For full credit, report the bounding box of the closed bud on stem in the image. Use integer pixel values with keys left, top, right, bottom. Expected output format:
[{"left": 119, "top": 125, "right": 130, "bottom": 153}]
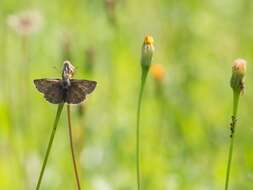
[
  {"left": 230, "top": 58, "right": 246, "bottom": 94},
  {"left": 141, "top": 35, "right": 154, "bottom": 70}
]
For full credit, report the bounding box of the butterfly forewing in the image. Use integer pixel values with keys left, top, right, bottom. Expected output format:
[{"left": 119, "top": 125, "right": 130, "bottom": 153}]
[
  {"left": 34, "top": 79, "right": 64, "bottom": 104},
  {"left": 34, "top": 79, "right": 60, "bottom": 93},
  {"left": 66, "top": 79, "right": 97, "bottom": 104}
]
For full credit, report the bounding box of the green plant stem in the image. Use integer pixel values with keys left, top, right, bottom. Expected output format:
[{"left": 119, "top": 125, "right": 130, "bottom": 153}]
[
  {"left": 225, "top": 91, "right": 240, "bottom": 190},
  {"left": 21, "top": 36, "right": 30, "bottom": 128},
  {"left": 136, "top": 68, "right": 148, "bottom": 190},
  {"left": 67, "top": 104, "right": 81, "bottom": 190},
  {"left": 36, "top": 103, "right": 64, "bottom": 190}
]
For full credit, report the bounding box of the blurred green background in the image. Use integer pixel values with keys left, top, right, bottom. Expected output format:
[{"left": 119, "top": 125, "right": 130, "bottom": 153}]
[{"left": 1, "top": 0, "right": 253, "bottom": 189}]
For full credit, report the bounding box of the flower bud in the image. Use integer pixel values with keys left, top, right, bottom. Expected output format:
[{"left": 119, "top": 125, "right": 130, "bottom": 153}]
[
  {"left": 230, "top": 58, "right": 246, "bottom": 94},
  {"left": 150, "top": 64, "right": 165, "bottom": 82},
  {"left": 141, "top": 35, "right": 154, "bottom": 69}
]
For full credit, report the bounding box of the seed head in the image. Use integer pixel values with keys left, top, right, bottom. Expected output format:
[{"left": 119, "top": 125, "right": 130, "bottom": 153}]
[{"left": 7, "top": 10, "right": 43, "bottom": 36}]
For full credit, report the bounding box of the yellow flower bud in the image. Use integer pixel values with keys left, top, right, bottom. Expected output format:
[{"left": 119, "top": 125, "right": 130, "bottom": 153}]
[
  {"left": 141, "top": 35, "right": 154, "bottom": 69},
  {"left": 144, "top": 35, "right": 154, "bottom": 45}
]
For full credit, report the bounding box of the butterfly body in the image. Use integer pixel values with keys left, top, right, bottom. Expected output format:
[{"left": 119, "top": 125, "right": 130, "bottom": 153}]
[
  {"left": 34, "top": 61, "right": 97, "bottom": 104},
  {"left": 62, "top": 79, "right": 70, "bottom": 102},
  {"left": 62, "top": 78, "right": 71, "bottom": 88}
]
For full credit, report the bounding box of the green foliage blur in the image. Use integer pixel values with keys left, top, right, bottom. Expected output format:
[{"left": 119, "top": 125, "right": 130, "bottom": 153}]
[{"left": 1, "top": 0, "right": 253, "bottom": 189}]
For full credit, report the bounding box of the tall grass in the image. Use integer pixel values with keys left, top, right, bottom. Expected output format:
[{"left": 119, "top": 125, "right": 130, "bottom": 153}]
[
  {"left": 67, "top": 104, "right": 82, "bottom": 190},
  {"left": 36, "top": 104, "right": 64, "bottom": 190}
]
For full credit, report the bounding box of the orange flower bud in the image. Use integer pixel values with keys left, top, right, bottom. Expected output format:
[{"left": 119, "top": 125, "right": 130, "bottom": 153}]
[{"left": 151, "top": 64, "right": 165, "bottom": 82}]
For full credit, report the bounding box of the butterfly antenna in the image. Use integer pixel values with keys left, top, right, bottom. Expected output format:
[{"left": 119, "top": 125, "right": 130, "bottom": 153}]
[
  {"left": 74, "top": 66, "right": 78, "bottom": 75},
  {"left": 52, "top": 66, "right": 61, "bottom": 73}
]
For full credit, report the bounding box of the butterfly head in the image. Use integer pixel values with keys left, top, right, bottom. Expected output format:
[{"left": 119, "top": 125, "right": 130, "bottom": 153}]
[{"left": 62, "top": 60, "right": 75, "bottom": 80}]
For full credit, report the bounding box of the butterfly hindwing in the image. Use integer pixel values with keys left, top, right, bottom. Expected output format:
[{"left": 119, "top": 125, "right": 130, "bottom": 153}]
[
  {"left": 34, "top": 79, "right": 64, "bottom": 104},
  {"left": 66, "top": 79, "right": 97, "bottom": 104},
  {"left": 70, "top": 79, "right": 97, "bottom": 94}
]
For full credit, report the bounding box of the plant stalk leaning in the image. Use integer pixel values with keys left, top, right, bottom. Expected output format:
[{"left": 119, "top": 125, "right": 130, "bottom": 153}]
[
  {"left": 136, "top": 35, "right": 154, "bottom": 190},
  {"left": 225, "top": 58, "right": 246, "bottom": 190},
  {"left": 36, "top": 103, "right": 64, "bottom": 190}
]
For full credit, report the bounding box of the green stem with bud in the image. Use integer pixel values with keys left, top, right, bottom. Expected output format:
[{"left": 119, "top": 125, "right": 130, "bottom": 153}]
[
  {"left": 36, "top": 103, "right": 64, "bottom": 190},
  {"left": 225, "top": 91, "right": 240, "bottom": 190},
  {"left": 136, "top": 67, "right": 149, "bottom": 190}
]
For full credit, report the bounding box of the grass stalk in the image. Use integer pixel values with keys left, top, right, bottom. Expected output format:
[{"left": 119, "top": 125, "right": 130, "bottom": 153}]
[
  {"left": 36, "top": 103, "right": 64, "bottom": 190},
  {"left": 67, "top": 104, "right": 82, "bottom": 190},
  {"left": 136, "top": 68, "right": 148, "bottom": 190},
  {"left": 21, "top": 36, "right": 30, "bottom": 128},
  {"left": 225, "top": 91, "right": 239, "bottom": 190}
]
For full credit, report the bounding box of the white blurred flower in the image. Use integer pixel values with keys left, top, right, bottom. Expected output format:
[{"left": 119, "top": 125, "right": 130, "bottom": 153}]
[
  {"left": 92, "top": 176, "right": 112, "bottom": 190},
  {"left": 80, "top": 145, "right": 104, "bottom": 170},
  {"left": 7, "top": 10, "right": 43, "bottom": 36},
  {"left": 43, "top": 166, "right": 61, "bottom": 188},
  {"left": 165, "top": 176, "right": 178, "bottom": 190},
  {"left": 24, "top": 153, "right": 40, "bottom": 189}
]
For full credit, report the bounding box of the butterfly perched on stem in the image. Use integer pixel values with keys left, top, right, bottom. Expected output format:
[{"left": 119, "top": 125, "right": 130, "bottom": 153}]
[{"left": 34, "top": 61, "right": 97, "bottom": 104}]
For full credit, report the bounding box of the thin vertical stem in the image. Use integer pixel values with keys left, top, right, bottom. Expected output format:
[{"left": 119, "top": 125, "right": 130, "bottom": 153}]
[
  {"left": 36, "top": 103, "right": 64, "bottom": 190},
  {"left": 136, "top": 69, "right": 148, "bottom": 190},
  {"left": 20, "top": 36, "right": 31, "bottom": 129},
  {"left": 67, "top": 104, "right": 81, "bottom": 190},
  {"left": 225, "top": 91, "right": 239, "bottom": 190},
  {"left": 225, "top": 134, "right": 235, "bottom": 190}
]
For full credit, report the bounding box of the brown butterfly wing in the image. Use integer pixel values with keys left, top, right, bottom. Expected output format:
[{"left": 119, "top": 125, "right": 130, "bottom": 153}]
[
  {"left": 66, "top": 79, "right": 97, "bottom": 104},
  {"left": 34, "top": 79, "right": 64, "bottom": 104}
]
